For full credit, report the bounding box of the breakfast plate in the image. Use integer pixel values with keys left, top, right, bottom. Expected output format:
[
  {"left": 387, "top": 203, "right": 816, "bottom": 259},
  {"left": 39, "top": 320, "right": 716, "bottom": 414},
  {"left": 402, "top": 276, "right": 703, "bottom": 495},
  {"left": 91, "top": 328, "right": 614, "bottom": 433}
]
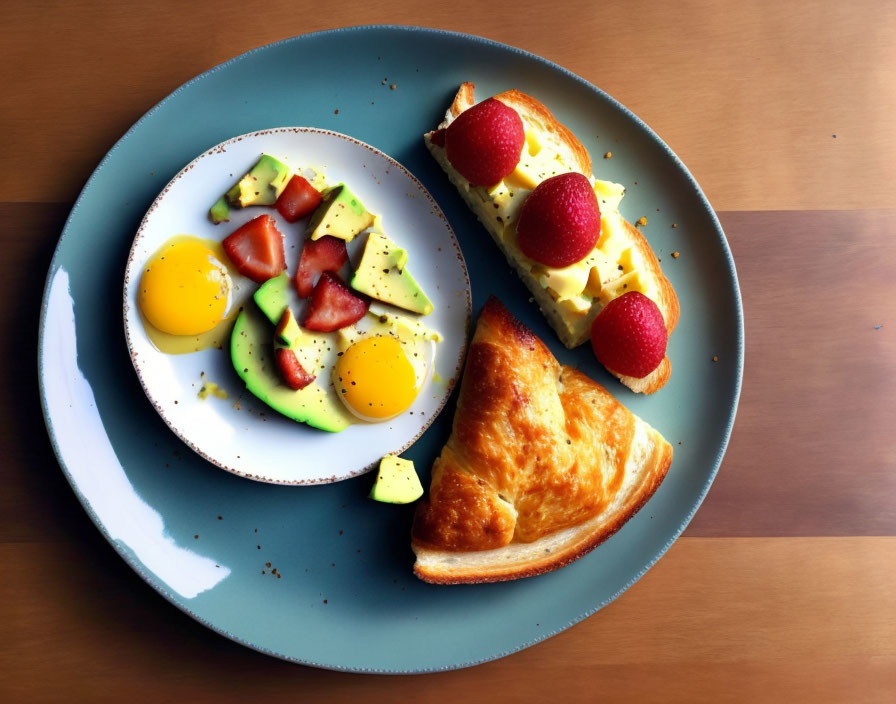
[
  {"left": 39, "top": 26, "right": 743, "bottom": 672},
  {"left": 123, "top": 128, "right": 470, "bottom": 484}
]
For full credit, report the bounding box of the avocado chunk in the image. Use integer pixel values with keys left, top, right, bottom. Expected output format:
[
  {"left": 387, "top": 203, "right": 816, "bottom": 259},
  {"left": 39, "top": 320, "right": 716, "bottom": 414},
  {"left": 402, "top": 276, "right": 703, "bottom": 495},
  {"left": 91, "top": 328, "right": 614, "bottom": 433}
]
[
  {"left": 306, "top": 183, "right": 375, "bottom": 242},
  {"left": 209, "top": 154, "right": 292, "bottom": 224},
  {"left": 253, "top": 273, "right": 291, "bottom": 324},
  {"left": 209, "top": 196, "right": 231, "bottom": 225},
  {"left": 230, "top": 306, "right": 352, "bottom": 432},
  {"left": 274, "top": 308, "right": 302, "bottom": 348},
  {"left": 351, "top": 232, "right": 433, "bottom": 315},
  {"left": 369, "top": 455, "right": 423, "bottom": 504}
]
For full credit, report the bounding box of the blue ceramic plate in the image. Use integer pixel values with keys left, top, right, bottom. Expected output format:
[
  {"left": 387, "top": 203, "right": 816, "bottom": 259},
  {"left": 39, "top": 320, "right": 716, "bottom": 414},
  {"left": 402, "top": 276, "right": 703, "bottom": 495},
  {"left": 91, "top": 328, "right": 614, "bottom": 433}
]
[{"left": 39, "top": 26, "right": 743, "bottom": 672}]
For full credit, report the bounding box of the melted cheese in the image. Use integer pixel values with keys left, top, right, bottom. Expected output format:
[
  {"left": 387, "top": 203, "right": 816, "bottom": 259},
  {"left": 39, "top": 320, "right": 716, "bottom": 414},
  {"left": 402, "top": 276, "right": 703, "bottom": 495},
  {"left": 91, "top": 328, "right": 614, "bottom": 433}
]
[{"left": 438, "top": 123, "right": 656, "bottom": 314}]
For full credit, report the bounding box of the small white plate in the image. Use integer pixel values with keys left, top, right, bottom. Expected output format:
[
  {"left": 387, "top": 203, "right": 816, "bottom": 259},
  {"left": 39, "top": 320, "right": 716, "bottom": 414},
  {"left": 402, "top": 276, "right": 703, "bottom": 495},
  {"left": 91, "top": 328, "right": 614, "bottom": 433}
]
[{"left": 123, "top": 128, "right": 471, "bottom": 484}]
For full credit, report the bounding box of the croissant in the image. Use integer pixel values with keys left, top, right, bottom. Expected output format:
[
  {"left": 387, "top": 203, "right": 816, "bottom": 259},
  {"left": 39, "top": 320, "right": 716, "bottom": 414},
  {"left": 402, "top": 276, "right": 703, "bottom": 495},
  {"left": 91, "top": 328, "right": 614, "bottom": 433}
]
[{"left": 411, "top": 298, "right": 672, "bottom": 583}]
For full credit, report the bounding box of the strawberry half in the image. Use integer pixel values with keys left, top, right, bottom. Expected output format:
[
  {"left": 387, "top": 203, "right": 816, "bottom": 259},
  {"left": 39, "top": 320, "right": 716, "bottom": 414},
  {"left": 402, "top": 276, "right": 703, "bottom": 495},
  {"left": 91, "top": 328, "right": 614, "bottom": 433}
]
[
  {"left": 302, "top": 272, "right": 369, "bottom": 332},
  {"left": 295, "top": 235, "right": 348, "bottom": 298},
  {"left": 274, "top": 347, "right": 315, "bottom": 390},
  {"left": 590, "top": 291, "right": 667, "bottom": 378},
  {"left": 516, "top": 172, "right": 601, "bottom": 268},
  {"left": 276, "top": 174, "right": 323, "bottom": 223},
  {"left": 222, "top": 214, "right": 286, "bottom": 283},
  {"left": 445, "top": 98, "right": 525, "bottom": 187},
  {"left": 429, "top": 128, "right": 446, "bottom": 147}
]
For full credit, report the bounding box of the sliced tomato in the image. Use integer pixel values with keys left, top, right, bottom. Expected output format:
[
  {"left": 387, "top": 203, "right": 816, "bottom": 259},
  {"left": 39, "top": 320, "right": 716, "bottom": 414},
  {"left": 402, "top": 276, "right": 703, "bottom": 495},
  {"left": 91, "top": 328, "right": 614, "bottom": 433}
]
[
  {"left": 295, "top": 235, "right": 348, "bottom": 298},
  {"left": 274, "top": 347, "right": 315, "bottom": 390},
  {"left": 222, "top": 214, "right": 286, "bottom": 283},
  {"left": 275, "top": 174, "right": 323, "bottom": 223},
  {"left": 302, "top": 273, "right": 369, "bottom": 332}
]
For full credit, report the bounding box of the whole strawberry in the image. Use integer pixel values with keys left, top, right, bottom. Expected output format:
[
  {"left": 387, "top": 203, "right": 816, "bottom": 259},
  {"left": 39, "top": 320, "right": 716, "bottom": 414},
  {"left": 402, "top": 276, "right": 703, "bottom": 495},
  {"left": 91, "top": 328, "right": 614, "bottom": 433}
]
[
  {"left": 516, "top": 172, "right": 601, "bottom": 268},
  {"left": 445, "top": 98, "right": 525, "bottom": 187},
  {"left": 590, "top": 291, "right": 667, "bottom": 378}
]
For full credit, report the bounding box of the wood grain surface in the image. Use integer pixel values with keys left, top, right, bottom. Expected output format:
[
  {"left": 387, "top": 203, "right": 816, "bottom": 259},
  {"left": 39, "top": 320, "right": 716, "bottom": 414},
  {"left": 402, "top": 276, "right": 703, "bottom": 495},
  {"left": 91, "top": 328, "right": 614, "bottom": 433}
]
[{"left": 3, "top": 0, "right": 895, "bottom": 701}]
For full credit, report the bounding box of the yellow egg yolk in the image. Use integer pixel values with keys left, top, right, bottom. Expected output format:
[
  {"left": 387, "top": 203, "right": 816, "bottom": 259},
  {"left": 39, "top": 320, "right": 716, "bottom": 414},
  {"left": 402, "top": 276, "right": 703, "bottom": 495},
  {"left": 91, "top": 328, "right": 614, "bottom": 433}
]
[
  {"left": 139, "top": 240, "right": 229, "bottom": 336},
  {"left": 333, "top": 336, "right": 419, "bottom": 421}
]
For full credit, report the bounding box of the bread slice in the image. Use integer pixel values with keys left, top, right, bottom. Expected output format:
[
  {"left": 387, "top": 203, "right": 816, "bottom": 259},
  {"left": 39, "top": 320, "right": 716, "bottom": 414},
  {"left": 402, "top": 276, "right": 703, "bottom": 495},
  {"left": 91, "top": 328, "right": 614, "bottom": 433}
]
[
  {"left": 425, "top": 83, "right": 680, "bottom": 394},
  {"left": 411, "top": 298, "right": 672, "bottom": 584}
]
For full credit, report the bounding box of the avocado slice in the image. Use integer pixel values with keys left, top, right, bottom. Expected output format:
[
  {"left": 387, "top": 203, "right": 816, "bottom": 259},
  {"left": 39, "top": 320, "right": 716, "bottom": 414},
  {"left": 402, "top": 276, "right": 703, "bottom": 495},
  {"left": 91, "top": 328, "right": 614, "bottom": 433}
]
[
  {"left": 306, "top": 184, "right": 375, "bottom": 242},
  {"left": 351, "top": 232, "right": 433, "bottom": 315},
  {"left": 209, "top": 154, "right": 292, "bottom": 224},
  {"left": 369, "top": 455, "right": 424, "bottom": 504},
  {"left": 230, "top": 306, "right": 352, "bottom": 433},
  {"left": 253, "top": 273, "right": 291, "bottom": 324}
]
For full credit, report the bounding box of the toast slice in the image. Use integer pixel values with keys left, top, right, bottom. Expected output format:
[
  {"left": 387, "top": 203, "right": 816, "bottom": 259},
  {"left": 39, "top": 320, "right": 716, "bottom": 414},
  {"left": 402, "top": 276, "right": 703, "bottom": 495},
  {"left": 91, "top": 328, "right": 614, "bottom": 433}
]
[
  {"left": 425, "top": 83, "right": 680, "bottom": 394},
  {"left": 411, "top": 298, "right": 672, "bottom": 584}
]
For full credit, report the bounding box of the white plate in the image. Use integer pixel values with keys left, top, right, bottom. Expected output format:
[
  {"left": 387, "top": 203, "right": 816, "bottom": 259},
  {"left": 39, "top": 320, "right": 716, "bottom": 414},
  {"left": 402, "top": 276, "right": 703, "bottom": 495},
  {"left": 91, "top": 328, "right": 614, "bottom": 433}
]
[{"left": 123, "top": 128, "right": 471, "bottom": 484}]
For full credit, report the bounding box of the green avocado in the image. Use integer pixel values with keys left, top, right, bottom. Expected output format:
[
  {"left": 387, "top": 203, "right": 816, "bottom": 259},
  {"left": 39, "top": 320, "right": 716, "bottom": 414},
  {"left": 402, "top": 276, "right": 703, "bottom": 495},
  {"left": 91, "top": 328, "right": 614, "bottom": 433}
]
[
  {"left": 274, "top": 308, "right": 302, "bottom": 348},
  {"left": 209, "top": 196, "right": 231, "bottom": 225},
  {"left": 209, "top": 154, "right": 292, "bottom": 224},
  {"left": 350, "top": 232, "right": 433, "bottom": 315},
  {"left": 306, "top": 183, "right": 375, "bottom": 242},
  {"left": 253, "top": 273, "right": 291, "bottom": 324},
  {"left": 230, "top": 306, "right": 352, "bottom": 433},
  {"left": 369, "top": 455, "right": 424, "bottom": 504}
]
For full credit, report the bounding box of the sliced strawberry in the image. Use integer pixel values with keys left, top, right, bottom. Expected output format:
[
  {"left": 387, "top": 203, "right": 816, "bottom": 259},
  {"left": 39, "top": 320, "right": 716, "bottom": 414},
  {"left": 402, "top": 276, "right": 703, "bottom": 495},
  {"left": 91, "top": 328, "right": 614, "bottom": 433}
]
[
  {"left": 516, "top": 172, "right": 601, "bottom": 268},
  {"left": 590, "top": 291, "right": 667, "bottom": 378},
  {"left": 302, "top": 273, "right": 369, "bottom": 332},
  {"left": 429, "top": 128, "right": 446, "bottom": 147},
  {"left": 445, "top": 98, "right": 525, "bottom": 187},
  {"left": 275, "top": 174, "right": 323, "bottom": 223},
  {"left": 274, "top": 347, "right": 315, "bottom": 390},
  {"left": 295, "top": 235, "right": 348, "bottom": 298},
  {"left": 222, "top": 214, "right": 286, "bottom": 283}
]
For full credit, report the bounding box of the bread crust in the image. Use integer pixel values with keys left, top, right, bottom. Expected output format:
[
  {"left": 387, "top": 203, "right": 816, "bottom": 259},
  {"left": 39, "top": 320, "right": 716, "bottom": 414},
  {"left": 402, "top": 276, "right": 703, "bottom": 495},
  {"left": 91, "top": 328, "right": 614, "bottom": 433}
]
[
  {"left": 427, "top": 83, "right": 680, "bottom": 394},
  {"left": 410, "top": 298, "right": 673, "bottom": 584}
]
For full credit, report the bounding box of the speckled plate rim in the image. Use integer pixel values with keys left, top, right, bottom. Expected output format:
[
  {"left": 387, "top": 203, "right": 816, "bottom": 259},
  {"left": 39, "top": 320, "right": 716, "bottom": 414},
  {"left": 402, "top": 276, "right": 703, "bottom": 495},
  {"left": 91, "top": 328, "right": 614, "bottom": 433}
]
[
  {"left": 38, "top": 25, "right": 744, "bottom": 673},
  {"left": 121, "top": 126, "right": 471, "bottom": 485}
]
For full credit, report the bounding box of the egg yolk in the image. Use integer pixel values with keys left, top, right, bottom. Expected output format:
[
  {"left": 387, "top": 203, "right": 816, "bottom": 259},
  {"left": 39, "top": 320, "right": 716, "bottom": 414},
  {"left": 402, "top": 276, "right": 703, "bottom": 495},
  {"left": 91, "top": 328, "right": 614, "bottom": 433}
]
[
  {"left": 333, "top": 336, "right": 419, "bottom": 421},
  {"left": 139, "top": 240, "right": 229, "bottom": 336}
]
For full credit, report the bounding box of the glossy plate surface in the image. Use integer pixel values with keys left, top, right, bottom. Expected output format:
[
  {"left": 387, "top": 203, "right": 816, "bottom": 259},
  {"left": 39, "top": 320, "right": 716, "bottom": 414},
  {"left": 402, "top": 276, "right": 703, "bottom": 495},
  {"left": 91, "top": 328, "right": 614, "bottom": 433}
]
[
  {"left": 39, "top": 26, "right": 743, "bottom": 672},
  {"left": 123, "top": 128, "right": 470, "bottom": 484}
]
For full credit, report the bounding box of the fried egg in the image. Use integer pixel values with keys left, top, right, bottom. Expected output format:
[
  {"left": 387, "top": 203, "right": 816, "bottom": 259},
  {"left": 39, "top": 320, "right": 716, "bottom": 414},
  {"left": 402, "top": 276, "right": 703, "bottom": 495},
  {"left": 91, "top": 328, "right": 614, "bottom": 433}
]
[
  {"left": 331, "top": 308, "right": 434, "bottom": 422},
  {"left": 139, "top": 236, "right": 231, "bottom": 335}
]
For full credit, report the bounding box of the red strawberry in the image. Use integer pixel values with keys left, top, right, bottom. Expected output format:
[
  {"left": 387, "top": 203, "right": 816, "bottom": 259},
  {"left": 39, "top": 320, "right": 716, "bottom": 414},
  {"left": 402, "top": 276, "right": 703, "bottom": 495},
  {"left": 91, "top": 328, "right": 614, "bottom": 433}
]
[
  {"left": 590, "top": 292, "right": 667, "bottom": 378},
  {"left": 295, "top": 235, "right": 348, "bottom": 298},
  {"left": 276, "top": 174, "right": 323, "bottom": 223},
  {"left": 274, "top": 347, "right": 315, "bottom": 390},
  {"left": 429, "top": 128, "right": 446, "bottom": 147},
  {"left": 516, "top": 172, "right": 601, "bottom": 268},
  {"left": 302, "top": 273, "right": 369, "bottom": 332},
  {"left": 222, "top": 214, "right": 286, "bottom": 283},
  {"left": 445, "top": 98, "right": 525, "bottom": 187}
]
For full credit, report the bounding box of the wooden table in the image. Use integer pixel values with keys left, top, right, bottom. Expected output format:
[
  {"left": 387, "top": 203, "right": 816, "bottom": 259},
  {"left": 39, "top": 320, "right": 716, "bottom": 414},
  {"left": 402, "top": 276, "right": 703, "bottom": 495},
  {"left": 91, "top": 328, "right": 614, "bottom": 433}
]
[{"left": 4, "top": 1, "right": 895, "bottom": 701}]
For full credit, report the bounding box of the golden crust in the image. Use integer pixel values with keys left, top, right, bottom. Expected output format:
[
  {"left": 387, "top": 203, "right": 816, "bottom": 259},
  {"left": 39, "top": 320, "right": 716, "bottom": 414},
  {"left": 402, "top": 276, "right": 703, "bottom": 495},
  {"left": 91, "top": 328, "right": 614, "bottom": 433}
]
[
  {"left": 410, "top": 298, "right": 673, "bottom": 584},
  {"left": 620, "top": 218, "right": 680, "bottom": 336},
  {"left": 426, "top": 83, "right": 680, "bottom": 394},
  {"left": 493, "top": 89, "right": 592, "bottom": 175},
  {"left": 446, "top": 81, "right": 475, "bottom": 119}
]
